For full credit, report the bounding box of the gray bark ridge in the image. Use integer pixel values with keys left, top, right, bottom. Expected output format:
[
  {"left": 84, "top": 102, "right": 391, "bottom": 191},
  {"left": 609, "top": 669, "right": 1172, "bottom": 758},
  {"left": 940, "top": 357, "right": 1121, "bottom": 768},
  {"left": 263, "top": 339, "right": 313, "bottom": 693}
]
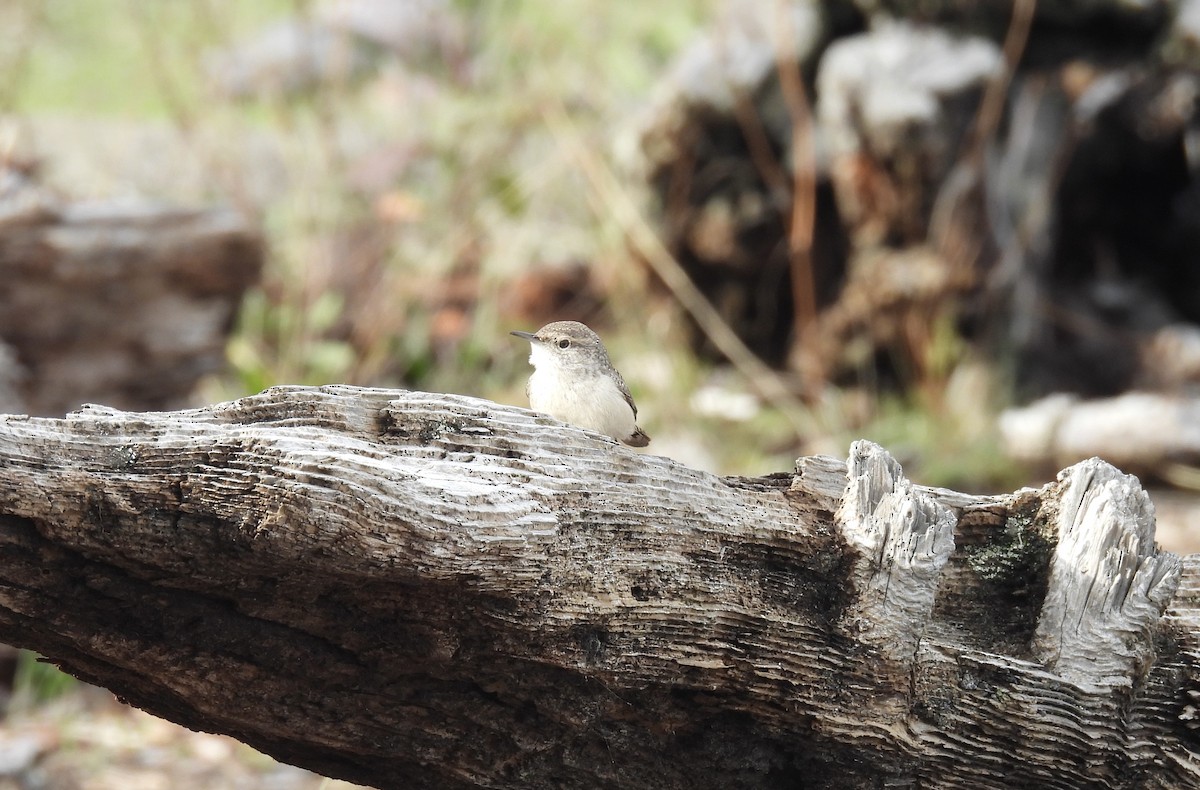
[{"left": 0, "top": 385, "right": 1197, "bottom": 789}]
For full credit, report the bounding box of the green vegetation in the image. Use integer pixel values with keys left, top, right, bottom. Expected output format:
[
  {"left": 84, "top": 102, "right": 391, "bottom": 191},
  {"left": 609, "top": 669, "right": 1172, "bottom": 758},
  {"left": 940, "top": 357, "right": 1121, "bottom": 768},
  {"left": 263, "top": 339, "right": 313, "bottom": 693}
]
[
  {"left": 12, "top": 650, "right": 76, "bottom": 707},
  {"left": 8, "top": 0, "right": 294, "bottom": 115},
  {"left": 966, "top": 501, "right": 1056, "bottom": 589}
]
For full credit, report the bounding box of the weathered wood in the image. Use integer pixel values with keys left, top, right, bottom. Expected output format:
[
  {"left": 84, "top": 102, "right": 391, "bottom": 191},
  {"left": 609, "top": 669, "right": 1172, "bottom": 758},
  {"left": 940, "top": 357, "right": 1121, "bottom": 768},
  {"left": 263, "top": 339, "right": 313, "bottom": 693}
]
[
  {"left": 0, "top": 341, "right": 25, "bottom": 415},
  {"left": 0, "top": 385, "right": 1197, "bottom": 788},
  {"left": 1000, "top": 392, "right": 1200, "bottom": 475},
  {"left": 637, "top": 2, "right": 1200, "bottom": 401},
  {"left": 0, "top": 187, "right": 262, "bottom": 416}
]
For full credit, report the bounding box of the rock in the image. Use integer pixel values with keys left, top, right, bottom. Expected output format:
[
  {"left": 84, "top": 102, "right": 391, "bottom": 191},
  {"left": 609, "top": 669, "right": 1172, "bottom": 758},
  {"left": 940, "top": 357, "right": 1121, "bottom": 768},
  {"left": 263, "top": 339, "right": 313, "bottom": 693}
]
[
  {"left": 205, "top": 20, "right": 379, "bottom": 100},
  {"left": 205, "top": 0, "right": 469, "bottom": 100}
]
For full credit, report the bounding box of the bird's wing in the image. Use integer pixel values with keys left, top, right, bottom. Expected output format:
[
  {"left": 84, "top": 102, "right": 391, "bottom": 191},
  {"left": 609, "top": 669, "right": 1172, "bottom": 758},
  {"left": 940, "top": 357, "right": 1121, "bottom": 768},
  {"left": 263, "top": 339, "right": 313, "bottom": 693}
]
[{"left": 614, "top": 370, "right": 638, "bottom": 419}]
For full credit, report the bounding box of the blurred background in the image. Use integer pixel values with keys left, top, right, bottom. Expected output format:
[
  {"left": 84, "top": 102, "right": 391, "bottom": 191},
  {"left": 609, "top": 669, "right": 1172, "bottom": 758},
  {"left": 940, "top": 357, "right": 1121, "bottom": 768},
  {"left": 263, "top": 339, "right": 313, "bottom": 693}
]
[{"left": 1, "top": 0, "right": 1200, "bottom": 786}]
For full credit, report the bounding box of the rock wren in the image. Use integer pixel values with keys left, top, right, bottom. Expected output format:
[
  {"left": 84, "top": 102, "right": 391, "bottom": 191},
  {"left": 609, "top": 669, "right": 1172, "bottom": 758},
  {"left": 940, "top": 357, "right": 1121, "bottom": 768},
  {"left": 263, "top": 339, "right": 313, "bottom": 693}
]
[{"left": 511, "top": 321, "right": 650, "bottom": 447}]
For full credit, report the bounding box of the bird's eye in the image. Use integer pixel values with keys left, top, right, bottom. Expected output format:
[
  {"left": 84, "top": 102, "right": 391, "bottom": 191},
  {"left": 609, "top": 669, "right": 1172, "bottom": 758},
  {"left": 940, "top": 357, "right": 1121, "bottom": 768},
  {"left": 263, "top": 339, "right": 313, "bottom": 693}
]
[{"left": 557, "top": 338, "right": 571, "bottom": 349}]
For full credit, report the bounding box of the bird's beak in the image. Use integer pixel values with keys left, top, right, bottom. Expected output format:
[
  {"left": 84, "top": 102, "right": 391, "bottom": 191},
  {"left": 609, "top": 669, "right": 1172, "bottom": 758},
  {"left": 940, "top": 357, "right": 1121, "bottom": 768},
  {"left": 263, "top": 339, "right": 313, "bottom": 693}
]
[{"left": 510, "top": 330, "right": 538, "bottom": 342}]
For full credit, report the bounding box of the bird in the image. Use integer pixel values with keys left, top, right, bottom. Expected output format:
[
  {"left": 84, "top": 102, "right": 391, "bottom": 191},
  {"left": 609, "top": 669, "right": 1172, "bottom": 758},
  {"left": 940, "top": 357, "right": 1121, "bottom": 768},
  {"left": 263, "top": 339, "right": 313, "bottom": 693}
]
[{"left": 510, "top": 321, "right": 650, "bottom": 447}]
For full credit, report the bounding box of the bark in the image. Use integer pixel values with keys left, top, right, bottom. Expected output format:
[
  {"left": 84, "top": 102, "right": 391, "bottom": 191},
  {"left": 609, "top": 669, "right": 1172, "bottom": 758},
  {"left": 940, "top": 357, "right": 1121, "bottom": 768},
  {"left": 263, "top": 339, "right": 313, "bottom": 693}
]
[{"left": 0, "top": 385, "right": 1197, "bottom": 789}]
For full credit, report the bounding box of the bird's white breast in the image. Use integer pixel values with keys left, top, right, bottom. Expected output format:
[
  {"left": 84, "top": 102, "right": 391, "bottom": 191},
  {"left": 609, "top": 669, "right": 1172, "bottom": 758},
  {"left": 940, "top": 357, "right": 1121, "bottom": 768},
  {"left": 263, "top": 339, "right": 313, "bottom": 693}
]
[{"left": 526, "top": 347, "right": 637, "bottom": 441}]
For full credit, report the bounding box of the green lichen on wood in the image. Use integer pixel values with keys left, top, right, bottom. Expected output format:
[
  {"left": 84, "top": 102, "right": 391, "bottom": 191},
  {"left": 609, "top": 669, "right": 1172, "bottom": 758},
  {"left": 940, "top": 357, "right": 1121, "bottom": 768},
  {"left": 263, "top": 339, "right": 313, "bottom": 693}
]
[{"left": 965, "top": 498, "right": 1056, "bottom": 593}]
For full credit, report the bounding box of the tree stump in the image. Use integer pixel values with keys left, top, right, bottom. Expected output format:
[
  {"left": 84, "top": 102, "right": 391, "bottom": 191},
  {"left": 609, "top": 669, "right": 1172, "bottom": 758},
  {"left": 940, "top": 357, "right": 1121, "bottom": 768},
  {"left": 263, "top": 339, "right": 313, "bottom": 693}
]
[{"left": 0, "top": 386, "right": 1196, "bottom": 788}]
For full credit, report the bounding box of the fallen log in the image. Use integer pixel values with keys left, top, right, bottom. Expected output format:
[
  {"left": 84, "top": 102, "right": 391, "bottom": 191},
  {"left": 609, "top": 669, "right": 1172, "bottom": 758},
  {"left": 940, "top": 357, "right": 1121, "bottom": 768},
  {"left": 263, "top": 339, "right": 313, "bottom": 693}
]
[
  {"left": 1000, "top": 391, "right": 1200, "bottom": 477},
  {"left": 0, "top": 385, "right": 1195, "bottom": 788},
  {"left": 0, "top": 181, "right": 262, "bottom": 416}
]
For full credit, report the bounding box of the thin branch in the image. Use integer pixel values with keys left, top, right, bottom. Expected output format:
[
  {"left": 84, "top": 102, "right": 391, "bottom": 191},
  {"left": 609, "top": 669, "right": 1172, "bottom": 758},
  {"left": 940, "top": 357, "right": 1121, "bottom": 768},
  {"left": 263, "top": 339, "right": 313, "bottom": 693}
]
[
  {"left": 0, "top": 0, "right": 45, "bottom": 115},
  {"left": 730, "top": 91, "right": 790, "bottom": 205},
  {"left": 929, "top": 0, "right": 1037, "bottom": 253},
  {"left": 966, "top": 0, "right": 1038, "bottom": 168},
  {"left": 772, "top": 0, "right": 821, "bottom": 387},
  {"left": 126, "top": 0, "right": 259, "bottom": 218}
]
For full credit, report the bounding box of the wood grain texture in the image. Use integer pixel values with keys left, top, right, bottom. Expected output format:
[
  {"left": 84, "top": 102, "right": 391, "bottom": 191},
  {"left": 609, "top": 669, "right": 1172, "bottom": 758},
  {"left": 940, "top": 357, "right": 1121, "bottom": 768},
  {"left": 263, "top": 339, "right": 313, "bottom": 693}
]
[{"left": 0, "top": 385, "right": 1196, "bottom": 789}]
